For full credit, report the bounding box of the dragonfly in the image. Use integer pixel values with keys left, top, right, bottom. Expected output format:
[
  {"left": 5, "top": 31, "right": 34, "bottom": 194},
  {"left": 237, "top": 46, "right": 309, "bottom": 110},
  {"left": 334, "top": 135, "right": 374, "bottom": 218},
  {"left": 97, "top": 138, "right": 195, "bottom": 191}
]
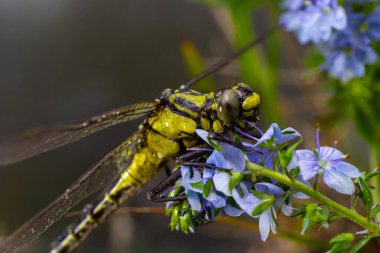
[{"left": 0, "top": 27, "right": 276, "bottom": 253}]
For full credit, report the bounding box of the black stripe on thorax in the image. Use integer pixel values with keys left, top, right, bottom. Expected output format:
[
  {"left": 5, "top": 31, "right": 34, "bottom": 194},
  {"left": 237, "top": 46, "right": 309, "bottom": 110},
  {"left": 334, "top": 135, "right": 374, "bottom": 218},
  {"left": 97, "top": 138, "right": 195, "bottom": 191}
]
[{"left": 171, "top": 96, "right": 200, "bottom": 112}]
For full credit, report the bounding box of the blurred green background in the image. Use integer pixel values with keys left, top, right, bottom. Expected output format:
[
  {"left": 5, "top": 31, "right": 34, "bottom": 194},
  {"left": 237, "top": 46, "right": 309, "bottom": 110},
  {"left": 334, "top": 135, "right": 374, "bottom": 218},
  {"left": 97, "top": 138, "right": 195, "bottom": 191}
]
[{"left": 0, "top": 1, "right": 375, "bottom": 253}]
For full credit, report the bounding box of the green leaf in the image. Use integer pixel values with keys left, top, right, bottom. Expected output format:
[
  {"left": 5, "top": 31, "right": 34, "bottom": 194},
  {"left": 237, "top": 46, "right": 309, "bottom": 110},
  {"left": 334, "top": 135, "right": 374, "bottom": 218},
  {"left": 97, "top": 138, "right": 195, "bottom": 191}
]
[
  {"left": 251, "top": 199, "right": 274, "bottom": 216},
  {"left": 169, "top": 206, "right": 180, "bottom": 231},
  {"left": 190, "top": 181, "right": 204, "bottom": 191},
  {"left": 330, "top": 233, "right": 355, "bottom": 244},
  {"left": 358, "top": 177, "right": 373, "bottom": 211},
  {"left": 301, "top": 204, "right": 318, "bottom": 234},
  {"left": 207, "top": 137, "right": 222, "bottom": 151},
  {"left": 349, "top": 236, "right": 372, "bottom": 253},
  {"left": 328, "top": 233, "right": 355, "bottom": 253},
  {"left": 179, "top": 212, "right": 192, "bottom": 233},
  {"left": 270, "top": 207, "right": 279, "bottom": 228},
  {"left": 369, "top": 204, "right": 380, "bottom": 219},
  {"left": 364, "top": 169, "right": 379, "bottom": 182},
  {"left": 250, "top": 189, "right": 273, "bottom": 200},
  {"left": 203, "top": 180, "right": 213, "bottom": 198},
  {"left": 289, "top": 166, "right": 300, "bottom": 180}
]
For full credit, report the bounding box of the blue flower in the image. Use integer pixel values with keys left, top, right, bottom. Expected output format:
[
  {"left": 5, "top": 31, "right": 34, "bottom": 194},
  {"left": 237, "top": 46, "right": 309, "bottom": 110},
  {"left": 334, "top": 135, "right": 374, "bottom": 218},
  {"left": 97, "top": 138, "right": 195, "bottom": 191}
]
[
  {"left": 288, "top": 129, "right": 361, "bottom": 195},
  {"left": 280, "top": 0, "right": 347, "bottom": 44},
  {"left": 254, "top": 123, "right": 301, "bottom": 148},
  {"left": 179, "top": 130, "right": 249, "bottom": 217},
  {"left": 179, "top": 166, "right": 203, "bottom": 211},
  {"left": 245, "top": 142, "right": 276, "bottom": 170},
  {"left": 319, "top": 8, "right": 380, "bottom": 82},
  {"left": 232, "top": 182, "right": 280, "bottom": 241}
]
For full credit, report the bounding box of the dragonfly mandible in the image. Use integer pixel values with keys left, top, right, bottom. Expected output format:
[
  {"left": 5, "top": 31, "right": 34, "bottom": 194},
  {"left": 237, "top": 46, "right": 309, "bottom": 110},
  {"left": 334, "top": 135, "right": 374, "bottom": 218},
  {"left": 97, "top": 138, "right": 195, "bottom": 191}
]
[{"left": 0, "top": 28, "right": 276, "bottom": 253}]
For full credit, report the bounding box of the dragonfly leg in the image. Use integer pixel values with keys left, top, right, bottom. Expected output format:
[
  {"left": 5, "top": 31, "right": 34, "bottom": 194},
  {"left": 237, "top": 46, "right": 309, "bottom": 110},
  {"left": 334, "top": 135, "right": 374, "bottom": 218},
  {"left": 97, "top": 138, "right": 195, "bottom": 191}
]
[
  {"left": 147, "top": 169, "right": 186, "bottom": 202},
  {"left": 147, "top": 147, "right": 211, "bottom": 203}
]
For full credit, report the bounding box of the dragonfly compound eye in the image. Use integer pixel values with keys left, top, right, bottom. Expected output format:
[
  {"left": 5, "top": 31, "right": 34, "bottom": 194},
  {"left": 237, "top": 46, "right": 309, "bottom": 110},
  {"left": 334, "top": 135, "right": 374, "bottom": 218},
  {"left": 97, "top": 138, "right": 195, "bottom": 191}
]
[{"left": 217, "top": 89, "right": 240, "bottom": 124}]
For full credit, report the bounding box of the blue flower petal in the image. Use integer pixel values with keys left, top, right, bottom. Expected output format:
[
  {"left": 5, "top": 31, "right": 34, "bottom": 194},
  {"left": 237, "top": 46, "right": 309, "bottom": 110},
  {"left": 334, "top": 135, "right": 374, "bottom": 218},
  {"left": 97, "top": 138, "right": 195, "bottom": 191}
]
[
  {"left": 195, "top": 129, "right": 212, "bottom": 145},
  {"left": 330, "top": 6, "right": 347, "bottom": 30},
  {"left": 254, "top": 123, "right": 277, "bottom": 146},
  {"left": 323, "top": 168, "right": 355, "bottom": 195},
  {"left": 295, "top": 150, "right": 320, "bottom": 180},
  {"left": 277, "top": 127, "right": 301, "bottom": 143},
  {"left": 207, "top": 151, "right": 228, "bottom": 168},
  {"left": 318, "top": 146, "right": 343, "bottom": 161},
  {"left": 280, "top": 199, "right": 293, "bottom": 217},
  {"left": 223, "top": 203, "right": 244, "bottom": 217},
  {"left": 334, "top": 162, "right": 361, "bottom": 178},
  {"left": 259, "top": 209, "right": 277, "bottom": 241},
  {"left": 287, "top": 153, "right": 298, "bottom": 171},
  {"left": 232, "top": 184, "right": 260, "bottom": 215},
  {"left": 213, "top": 170, "right": 232, "bottom": 196},
  {"left": 186, "top": 190, "right": 202, "bottom": 211},
  {"left": 206, "top": 191, "right": 226, "bottom": 208},
  {"left": 255, "top": 182, "right": 283, "bottom": 196},
  {"left": 220, "top": 143, "right": 246, "bottom": 172},
  {"left": 203, "top": 167, "right": 215, "bottom": 179}
]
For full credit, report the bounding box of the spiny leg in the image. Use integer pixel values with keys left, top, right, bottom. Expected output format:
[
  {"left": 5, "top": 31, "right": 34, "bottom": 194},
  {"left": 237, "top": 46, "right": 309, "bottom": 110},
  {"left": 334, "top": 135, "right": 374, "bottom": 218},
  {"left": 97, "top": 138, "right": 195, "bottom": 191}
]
[{"left": 147, "top": 148, "right": 211, "bottom": 203}]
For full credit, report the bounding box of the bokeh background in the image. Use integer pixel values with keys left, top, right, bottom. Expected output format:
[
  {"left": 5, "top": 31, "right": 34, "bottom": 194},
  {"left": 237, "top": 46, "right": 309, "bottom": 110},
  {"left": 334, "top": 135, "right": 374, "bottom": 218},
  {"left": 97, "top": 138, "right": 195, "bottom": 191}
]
[{"left": 0, "top": 1, "right": 375, "bottom": 253}]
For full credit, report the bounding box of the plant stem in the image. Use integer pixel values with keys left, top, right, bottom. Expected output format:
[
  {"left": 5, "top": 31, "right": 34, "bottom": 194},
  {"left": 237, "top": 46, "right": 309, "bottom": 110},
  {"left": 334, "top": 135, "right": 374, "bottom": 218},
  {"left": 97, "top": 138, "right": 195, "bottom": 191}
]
[
  {"left": 369, "top": 147, "right": 379, "bottom": 220},
  {"left": 247, "top": 162, "right": 380, "bottom": 236}
]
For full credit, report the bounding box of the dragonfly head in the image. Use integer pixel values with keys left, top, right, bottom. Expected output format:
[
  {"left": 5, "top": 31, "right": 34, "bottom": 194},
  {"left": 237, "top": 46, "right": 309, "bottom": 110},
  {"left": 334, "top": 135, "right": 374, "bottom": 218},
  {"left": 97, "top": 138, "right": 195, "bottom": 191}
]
[{"left": 213, "top": 83, "right": 260, "bottom": 130}]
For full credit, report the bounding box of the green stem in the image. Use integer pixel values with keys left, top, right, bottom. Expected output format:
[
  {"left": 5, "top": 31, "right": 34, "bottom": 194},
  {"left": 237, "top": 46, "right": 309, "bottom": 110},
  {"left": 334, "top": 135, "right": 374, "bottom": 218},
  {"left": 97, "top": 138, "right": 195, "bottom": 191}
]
[
  {"left": 369, "top": 147, "right": 380, "bottom": 220},
  {"left": 246, "top": 162, "right": 380, "bottom": 236}
]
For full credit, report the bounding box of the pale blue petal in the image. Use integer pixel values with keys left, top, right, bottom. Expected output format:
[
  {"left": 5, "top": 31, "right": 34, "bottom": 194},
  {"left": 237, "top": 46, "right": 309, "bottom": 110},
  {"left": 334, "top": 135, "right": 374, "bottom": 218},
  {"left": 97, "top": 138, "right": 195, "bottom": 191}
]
[
  {"left": 318, "top": 146, "right": 344, "bottom": 161},
  {"left": 293, "top": 191, "right": 309, "bottom": 199},
  {"left": 277, "top": 127, "right": 301, "bottom": 143},
  {"left": 232, "top": 186, "right": 260, "bottom": 215},
  {"left": 254, "top": 123, "right": 277, "bottom": 146},
  {"left": 287, "top": 153, "right": 298, "bottom": 171},
  {"left": 259, "top": 209, "right": 276, "bottom": 241},
  {"left": 255, "top": 182, "right": 283, "bottom": 196},
  {"left": 186, "top": 190, "right": 202, "bottom": 211},
  {"left": 281, "top": 199, "right": 293, "bottom": 216},
  {"left": 195, "top": 129, "right": 212, "bottom": 145},
  {"left": 292, "top": 176, "right": 310, "bottom": 199},
  {"left": 334, "top": 162, "right": 361, "bottom": 178},
  {"left": 206, "top": 191, "right": 226, "bottom": 208},
  {"left": 220, "top": 143, "right": 246, "bottom": 172},
  {"left": 207, "top": 151, "right": 228, "bottom": 168},
  {"left": 323, "top": 168, "right": 355, "bottom": 195},
  {"left": 295, "top": 150, "right": 320, "bottom": 180},
  {"left": 213, "top": 171, "right": 232, "bottom": 196},
  {"left": 330, "top": 6, "right": 347, "bottom": 30},
  {"left": 203, "top": 167, "right": 215, "bottom": 179},
  {"left": 223, "top": 203, "right": 244, "bottom": 217}
]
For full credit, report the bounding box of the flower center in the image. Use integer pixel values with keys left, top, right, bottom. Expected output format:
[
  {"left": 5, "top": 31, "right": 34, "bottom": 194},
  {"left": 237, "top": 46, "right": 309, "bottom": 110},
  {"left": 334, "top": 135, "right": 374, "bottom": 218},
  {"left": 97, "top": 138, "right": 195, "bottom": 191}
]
[{"left": 318, "top": 159, "right": 330, "bottom": 169}]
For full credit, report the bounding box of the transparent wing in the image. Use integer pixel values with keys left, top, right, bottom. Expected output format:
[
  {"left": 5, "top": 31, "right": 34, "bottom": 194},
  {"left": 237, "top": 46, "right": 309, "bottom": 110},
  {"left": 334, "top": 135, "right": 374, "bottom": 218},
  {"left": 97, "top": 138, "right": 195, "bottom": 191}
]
[
  {"left": 0, "top": 134, "right": 140, "bottom": 253},
  {"left": 0, "top": 101, "right": 156, "bottom": 166}
]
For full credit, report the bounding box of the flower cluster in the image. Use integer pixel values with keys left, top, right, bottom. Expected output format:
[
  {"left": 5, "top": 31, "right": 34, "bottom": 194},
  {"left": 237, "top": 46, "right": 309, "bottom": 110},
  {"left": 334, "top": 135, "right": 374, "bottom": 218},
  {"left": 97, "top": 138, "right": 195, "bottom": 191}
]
[
  {"left": 280, "top": 0, "right": 380, "bottom": 82},
  {"left": 164, "top": 124, "right": 362, "bottom": 242}
]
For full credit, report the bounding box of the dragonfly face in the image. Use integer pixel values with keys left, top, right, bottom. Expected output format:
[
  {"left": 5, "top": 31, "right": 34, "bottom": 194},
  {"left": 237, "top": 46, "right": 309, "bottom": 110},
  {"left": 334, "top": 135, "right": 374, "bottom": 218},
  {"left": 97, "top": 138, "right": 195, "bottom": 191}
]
[{"left": 208, "top": 83, "right": 260, "bottom": 133}]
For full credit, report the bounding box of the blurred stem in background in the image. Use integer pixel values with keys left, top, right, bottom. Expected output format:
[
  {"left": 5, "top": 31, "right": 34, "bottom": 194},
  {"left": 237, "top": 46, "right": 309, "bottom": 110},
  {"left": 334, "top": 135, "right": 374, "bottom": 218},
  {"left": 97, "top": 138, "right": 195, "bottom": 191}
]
[
  {"left": 227, "top": 3, "right": 281, "bottom": 125},
  {"left": 182, "top": 0, "right": 281, "bottom": 124}
]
